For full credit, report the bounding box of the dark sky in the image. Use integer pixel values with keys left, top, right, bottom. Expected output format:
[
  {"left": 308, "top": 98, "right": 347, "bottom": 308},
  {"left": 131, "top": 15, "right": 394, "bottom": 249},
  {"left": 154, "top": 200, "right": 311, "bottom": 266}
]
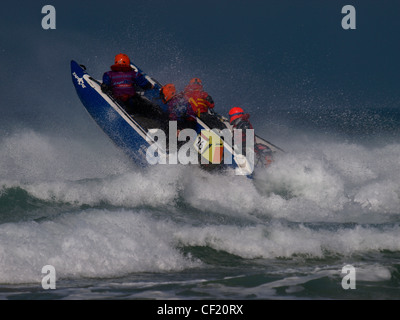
[{"left": 1, "top": 0, "right": 399, "bottom": 133}]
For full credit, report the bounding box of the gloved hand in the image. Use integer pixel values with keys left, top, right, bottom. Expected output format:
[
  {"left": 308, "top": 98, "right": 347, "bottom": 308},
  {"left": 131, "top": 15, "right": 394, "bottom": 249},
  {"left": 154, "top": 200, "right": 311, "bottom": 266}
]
[{"left": 101, "top": 83, "right": 110, "bottom": 94}]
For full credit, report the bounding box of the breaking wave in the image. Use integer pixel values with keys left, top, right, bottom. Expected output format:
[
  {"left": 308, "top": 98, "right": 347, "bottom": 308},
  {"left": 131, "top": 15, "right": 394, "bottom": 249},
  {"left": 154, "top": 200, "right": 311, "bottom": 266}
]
[{"left": 0, "top": 128, "right": 399, "bottom": 284}]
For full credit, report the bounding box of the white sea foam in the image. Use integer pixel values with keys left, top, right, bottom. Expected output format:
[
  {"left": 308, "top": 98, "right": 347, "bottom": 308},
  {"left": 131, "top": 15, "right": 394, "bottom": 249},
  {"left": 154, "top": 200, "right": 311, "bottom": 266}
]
[
  {"left": 1, "top": 129, "right": 400, "bottom": 222},
  {"left": 0, "top": 209, "right": 199, "bottom": 284},
  {"left": 355, "top": 264, "right": 392, "bottom": 282},
  {"left": 23, "top": 166, "right": 183, "bottom": 208},
  {"left": 173, "top": 222, "right": 400, "bottom": 259},
  {"left": 0, "top": 130, "right": 131, "bottom": 182},
  {"left": 0, "top": 204, "right": 399, "bottom": 284},
  {"left": 1, "top": 129, "right": 400, "bottom": 284}
]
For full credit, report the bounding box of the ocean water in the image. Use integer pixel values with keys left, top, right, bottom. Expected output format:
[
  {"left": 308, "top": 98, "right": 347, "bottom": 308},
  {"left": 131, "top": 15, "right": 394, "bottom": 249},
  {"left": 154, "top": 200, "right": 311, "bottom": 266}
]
[
  {"left": 1, "top": 0, "right": 400, "bottom": 302},
  {"left": 0, "top": 108, "right": 399, "bottom": 301}
]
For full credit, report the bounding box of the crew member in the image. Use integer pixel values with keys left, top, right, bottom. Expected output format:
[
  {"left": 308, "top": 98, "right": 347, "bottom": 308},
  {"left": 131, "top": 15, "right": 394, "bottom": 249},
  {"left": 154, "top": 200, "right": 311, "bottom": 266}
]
[
  {"left": 183, "top": 78, "right": 214, "bottom": 117},
  {"left": 161, "top": 83, "right": 196, "bottom": 131},
  {"left": 229, "top": 107, "right": 273, "bottom": 167},
  {"left": 101, "top": 53, "right": 154, "bottom": 115}
]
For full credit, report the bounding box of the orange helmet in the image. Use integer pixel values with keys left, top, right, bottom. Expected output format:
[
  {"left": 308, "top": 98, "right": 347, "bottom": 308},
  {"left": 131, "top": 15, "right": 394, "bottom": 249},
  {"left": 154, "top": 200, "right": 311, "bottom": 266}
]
[
  {"left": 185, "top": 78, "right": 203, "bottom": 92},
  {"left": 229, "top": 107, "right": 244, "bottom": 123},
  {"left": 189, "top": 78, "right": 202, "bottom": 85},
  {"left": 114, "top": 53, "right": 130, "bottom": 68},
  {"left": 161, "top": 84, "right": 176, "bottom": 102}
]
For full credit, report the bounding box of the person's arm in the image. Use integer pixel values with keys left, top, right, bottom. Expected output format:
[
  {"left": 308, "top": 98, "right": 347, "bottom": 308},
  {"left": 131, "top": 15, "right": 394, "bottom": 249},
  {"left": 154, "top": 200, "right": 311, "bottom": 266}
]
[
  {"left": 235, "top": 120, "right": 252, "bottom": 131},
  {"left": 233, "top": 119, "right": 253, "bottom": 153},
  {"left": 135, "top": 72, "right": 154, "bottom": 90},
  {"left": 168, "top": 102, "right": 178, "bottom": 121},
  {"left": 185, "top": 103, "right": 197, "bottom": 119},
  {"left": 205, "top": 94, "right": 215, "bottom": 109},
  {"left": 101, "top": 72, "right": 112, "bottom": 93}
]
